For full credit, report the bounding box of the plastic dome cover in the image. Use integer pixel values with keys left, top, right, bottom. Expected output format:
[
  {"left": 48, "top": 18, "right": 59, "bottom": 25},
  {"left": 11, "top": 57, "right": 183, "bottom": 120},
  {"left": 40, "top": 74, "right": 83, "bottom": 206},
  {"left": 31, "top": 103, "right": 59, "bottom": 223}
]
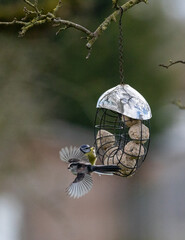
[{"left": 96, "top": 84, "right": 152, "bottom": 120}]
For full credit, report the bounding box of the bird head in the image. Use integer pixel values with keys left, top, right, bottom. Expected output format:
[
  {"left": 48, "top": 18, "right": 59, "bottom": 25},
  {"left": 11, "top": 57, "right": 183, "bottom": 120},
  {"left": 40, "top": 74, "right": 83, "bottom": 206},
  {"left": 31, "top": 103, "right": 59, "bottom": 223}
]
[
  {"left": 80, "top": 144, "right": 97, "bottom": 165},
  {"left": 68, "top": 162, "right": 78, "bottom": 175},
  {"left": 80, "top": 144, "right": 91, "bottom": 154}
]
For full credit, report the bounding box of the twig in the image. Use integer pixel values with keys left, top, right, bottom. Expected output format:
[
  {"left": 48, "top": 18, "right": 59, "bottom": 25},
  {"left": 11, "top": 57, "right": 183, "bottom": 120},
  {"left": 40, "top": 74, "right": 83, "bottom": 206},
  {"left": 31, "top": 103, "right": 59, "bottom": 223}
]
[
  {"left": 112, "top": 0, "right": 119, "bottom": 9},
  {"left": 86, "top": 48, "right": 92, "bottom": 59},
  {"left": 23, "top": 0, "right": 35, "bottom": 8},
  {"left": 86, "top": 0, "right": 148, "bottom": 49},
  {"left": 0, "top": 0, "right": 147, "bottom": 54},
  {"left": 53, "top": 0, "right": 62, "bottom": 15},
  {"left": 53, "top": 18, "right": 94, "bottom": 37},
  {"left": 21, "top": 7, "right": 33, "bottom": 20},
  {"left": 24, "top": 0, "right": 41, "bottom": 16},
  {"left": 0, "top": 1, "right": 94, "bottom": 38},
  {"left": 172, "top": 99, "right": 185, "bottom": 110},
  {"left": 0, "top": 18, "right": 26, "bottom": 26},
  {"left": 159, "top": 60, "right": 185, "bottom": 69},
  {"left": 56, "top": 25, "right": 68, "bottom": 35}
]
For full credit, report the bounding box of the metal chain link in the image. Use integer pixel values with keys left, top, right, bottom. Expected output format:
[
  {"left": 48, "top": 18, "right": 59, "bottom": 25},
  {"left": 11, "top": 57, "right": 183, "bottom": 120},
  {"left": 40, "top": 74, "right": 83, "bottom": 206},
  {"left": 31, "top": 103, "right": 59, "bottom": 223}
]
[{"left": 119, "top": 7, "right": 124, "bottom": 85}]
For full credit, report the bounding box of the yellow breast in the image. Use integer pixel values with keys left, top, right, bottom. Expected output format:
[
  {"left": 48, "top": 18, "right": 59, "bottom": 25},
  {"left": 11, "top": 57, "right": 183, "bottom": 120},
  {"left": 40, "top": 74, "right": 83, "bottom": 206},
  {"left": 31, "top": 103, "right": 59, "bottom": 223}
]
[{"left": 86, "top": 147, "right": 97, "bottom": 165}]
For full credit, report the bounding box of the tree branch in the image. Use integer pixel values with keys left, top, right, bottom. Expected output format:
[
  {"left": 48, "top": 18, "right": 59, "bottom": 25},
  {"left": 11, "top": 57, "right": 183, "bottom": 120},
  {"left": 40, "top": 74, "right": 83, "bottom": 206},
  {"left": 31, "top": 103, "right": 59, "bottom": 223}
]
[
  {"left": 86, "top": 0, "right": 148, "bottom": 49},
  {"left": 0, "top": 18, "right": 26, "bottom": 26},
  {"left": 53, "top": 17, "right": 94, "bottom": 37},
  {"left": 159, "top": 60, "right": 185, "bottom": 69},
  {"left": 53, "top": 0, "right": 62, "bottom": 15},
  {"left": 24, "top": 0, "right": 41, "bottom": 16},
  {"left": 0, "top": 0, "right": 94, "bottom": 38},
  {"left": 0, "top": 0, "right": 147, "bottom": 54}
]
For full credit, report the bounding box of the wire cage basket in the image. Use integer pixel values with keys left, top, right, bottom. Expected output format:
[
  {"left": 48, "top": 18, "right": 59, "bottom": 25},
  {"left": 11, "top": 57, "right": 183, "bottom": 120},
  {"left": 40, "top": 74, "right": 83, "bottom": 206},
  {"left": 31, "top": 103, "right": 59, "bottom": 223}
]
[{"left": 94, "top": 84, "right": 152, "bottom": 177}]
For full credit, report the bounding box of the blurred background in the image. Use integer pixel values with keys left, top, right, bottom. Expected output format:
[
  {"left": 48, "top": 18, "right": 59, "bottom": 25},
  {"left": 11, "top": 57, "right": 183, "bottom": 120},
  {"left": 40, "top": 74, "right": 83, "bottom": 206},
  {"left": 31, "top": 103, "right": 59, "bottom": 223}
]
[{"left": 0, "top": 0, "right": 185, "bottom": 240}]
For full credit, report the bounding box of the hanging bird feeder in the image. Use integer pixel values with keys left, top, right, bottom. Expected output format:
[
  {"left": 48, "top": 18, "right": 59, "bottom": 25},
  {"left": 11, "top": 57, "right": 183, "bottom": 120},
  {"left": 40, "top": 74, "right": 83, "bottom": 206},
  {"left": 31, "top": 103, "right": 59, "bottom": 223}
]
[
  {"left": 94, "top": 84, "right": 152, "bottom": 177},
  {"left": 93, "top": 8, "right": 152, "bottom": 177}
]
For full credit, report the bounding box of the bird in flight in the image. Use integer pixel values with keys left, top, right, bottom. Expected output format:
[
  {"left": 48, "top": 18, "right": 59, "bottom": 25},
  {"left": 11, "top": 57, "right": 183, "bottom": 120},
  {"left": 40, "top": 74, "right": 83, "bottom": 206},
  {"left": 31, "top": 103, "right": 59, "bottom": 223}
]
[{"left": 59, "top": 145, "right": 120, "bottom": 199}]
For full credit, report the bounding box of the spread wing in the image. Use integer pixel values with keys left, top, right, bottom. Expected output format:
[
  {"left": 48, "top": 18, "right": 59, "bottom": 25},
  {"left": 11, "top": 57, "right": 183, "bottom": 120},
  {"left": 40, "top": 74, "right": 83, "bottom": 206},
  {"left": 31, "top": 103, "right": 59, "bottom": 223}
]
[
  {"left": 59, "top": 146, "right": 89, "bottom": 163},
  {"left": 66, "top": 173, "right": 93, "bottom": 199}
]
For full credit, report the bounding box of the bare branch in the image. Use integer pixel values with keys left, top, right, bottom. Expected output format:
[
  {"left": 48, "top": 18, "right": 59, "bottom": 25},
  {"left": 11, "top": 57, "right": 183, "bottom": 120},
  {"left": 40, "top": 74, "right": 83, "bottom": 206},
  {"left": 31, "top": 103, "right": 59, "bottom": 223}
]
[
  {"left": 53, "top": 0, "right": 62, "bottom": 15},
  {"left": 0, "top": 18, "right": 26, "bottom": 26},
  {"left": 53, "top": 18, "right": 94, "bottom": 37},
  {"left": 56, "top": 25, "right": 68, "bottom": 35},
  {"left": 19, "top": 17, "right": 48, "bottom": 37},
  {"left": 86, "top": 48, "right": 92, "bottom": 60},
  {"left": 0, "top": 0, "right": 147, "bottom": 55},
  {"left": 23, "top": 0, "right": 35, "bottom": 9},
  {"left": 86, "top": 0, "right": 148, "bottom": 49},
  {"left": 24, "top": 0, "right": 41, "bottom": 16},
  {"left": 0, "top": 1, "right": 94, "bottom": 38},
  {"left": 112, "top": 0, "right": 119, "bottom": 9},
  {"left": 159, "top": 60, "right": 185, "bottom": 69},
  {"left": 21, "top": 7, "right": 34, "bottom": 21}
]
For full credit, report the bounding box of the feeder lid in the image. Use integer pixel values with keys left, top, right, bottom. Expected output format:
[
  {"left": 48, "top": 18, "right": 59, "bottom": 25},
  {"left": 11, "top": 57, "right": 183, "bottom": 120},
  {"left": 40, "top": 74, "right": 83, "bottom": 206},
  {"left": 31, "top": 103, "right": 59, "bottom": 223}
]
[{"left": 96, "top": 84, "right": 152, "bottom": 120}]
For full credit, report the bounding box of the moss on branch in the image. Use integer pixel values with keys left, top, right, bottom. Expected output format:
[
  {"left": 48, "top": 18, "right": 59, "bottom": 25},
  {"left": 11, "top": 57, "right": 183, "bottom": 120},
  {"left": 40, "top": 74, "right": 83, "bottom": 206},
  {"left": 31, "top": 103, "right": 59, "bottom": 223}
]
[
  {"left": 86, "top": 0, "right": 147, "bottom": 49},
  {"left": 0, "top": 0, "right": 147, "bottom": 55}
]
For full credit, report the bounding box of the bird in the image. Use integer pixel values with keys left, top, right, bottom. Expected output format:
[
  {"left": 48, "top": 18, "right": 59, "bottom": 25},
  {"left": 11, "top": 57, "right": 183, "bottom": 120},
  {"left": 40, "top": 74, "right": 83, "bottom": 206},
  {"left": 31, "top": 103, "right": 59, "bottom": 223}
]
[
  {"left": 80, "top": 144, "right": 97, "bottom": 165},
  {"left": 59, "top": 145, "right": 121, "bottom": 199}
]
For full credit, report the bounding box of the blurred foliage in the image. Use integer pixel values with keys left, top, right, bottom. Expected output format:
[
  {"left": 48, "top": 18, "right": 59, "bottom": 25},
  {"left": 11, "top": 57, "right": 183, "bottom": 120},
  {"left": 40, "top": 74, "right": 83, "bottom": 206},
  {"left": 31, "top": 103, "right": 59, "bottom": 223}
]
[{"left": 0, "top": 0, "right": 175, "bottom": 136}]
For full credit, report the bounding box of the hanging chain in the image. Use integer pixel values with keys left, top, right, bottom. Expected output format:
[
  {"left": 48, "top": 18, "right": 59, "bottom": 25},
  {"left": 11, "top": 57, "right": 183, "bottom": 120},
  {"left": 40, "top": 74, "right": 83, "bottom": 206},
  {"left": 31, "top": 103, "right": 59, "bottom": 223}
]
[{"left": 119, "top": 7, "right": 124, "bottom": 85}]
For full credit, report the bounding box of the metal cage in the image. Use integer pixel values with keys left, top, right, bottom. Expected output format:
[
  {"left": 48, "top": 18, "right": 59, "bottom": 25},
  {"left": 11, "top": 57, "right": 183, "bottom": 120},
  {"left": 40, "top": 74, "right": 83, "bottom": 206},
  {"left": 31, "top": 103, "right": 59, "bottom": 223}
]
[
  {"left": 94, "top": 84, "right": 152, "bottom": 177},
  {"left": 94, "top": 109, "right": 150, "bottom": 177}
]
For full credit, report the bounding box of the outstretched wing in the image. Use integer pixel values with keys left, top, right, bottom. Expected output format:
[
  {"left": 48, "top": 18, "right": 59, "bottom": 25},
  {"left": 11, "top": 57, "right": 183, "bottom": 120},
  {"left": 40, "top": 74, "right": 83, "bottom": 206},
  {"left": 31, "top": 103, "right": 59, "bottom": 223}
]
[
  {"left": 59, "top": 146, "right": 89, "bottom": 163},
  {"left": 66, "top": 173, "right": 93, "bottom": 199}
]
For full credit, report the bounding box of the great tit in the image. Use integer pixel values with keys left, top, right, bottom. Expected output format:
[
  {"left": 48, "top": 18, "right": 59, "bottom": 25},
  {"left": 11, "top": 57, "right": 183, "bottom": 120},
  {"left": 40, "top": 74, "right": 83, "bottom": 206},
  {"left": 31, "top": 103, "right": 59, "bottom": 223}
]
[
  {"left": 59, "top": 145, "right": 120, "bottom": 199},
  {"left": 80, "top": 144, "right": 97, "bottom": 165}
]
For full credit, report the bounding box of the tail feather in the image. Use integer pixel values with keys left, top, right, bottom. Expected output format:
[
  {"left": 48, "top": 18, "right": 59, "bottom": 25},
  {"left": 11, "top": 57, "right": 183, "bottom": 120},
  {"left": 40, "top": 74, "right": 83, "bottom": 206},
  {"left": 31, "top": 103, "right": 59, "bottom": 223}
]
[{"left": 91, "top": 165, "right": 120, "bottom": 174}]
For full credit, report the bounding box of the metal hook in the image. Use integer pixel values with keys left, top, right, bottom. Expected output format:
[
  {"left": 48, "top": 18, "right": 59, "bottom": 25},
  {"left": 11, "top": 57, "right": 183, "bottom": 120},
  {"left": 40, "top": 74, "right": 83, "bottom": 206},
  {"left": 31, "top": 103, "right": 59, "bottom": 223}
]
[{"left": 118, "top": 6, "right": 124, "bottom": 85}]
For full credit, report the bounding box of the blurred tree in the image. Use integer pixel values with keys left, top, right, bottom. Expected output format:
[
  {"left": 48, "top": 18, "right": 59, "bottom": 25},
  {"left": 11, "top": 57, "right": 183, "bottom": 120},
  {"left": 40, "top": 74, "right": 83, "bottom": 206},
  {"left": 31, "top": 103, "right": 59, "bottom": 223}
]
[{"left": 0, "top": 0, "right": 175, "bottom": 135}]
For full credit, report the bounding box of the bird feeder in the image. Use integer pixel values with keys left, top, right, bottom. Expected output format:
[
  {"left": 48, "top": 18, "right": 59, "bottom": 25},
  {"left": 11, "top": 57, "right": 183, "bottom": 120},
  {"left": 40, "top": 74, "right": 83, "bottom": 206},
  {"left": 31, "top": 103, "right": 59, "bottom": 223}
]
[{"left": 94, "top": 84, "right": 152, "bottom": 177}]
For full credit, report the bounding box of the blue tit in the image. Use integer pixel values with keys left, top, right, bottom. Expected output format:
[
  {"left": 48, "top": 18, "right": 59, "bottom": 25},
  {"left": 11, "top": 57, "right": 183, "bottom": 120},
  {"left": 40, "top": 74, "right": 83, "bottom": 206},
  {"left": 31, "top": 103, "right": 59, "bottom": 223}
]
[
  {"left": 59, "top": 146, "right": 120, "bottom": 199},
  {"left": 80, "top": 144, "right": 97, "bottom": 165}
]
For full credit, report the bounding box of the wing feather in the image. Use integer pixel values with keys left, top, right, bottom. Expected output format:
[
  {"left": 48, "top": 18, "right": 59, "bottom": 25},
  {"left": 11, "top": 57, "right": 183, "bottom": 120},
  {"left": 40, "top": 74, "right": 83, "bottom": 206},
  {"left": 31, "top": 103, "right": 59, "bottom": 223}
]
[
  {"left": 59, "top": 146, "right": 89, "bottom": 163},
  {"left": 66, "top": 173, "right": 93, "bottom": 199}
]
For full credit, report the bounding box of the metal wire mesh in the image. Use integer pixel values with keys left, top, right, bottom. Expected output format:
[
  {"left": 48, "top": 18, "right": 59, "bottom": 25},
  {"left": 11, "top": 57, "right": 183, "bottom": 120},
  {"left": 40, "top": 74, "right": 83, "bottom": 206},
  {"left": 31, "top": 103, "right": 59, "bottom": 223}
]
[{"left": 94, "top": 108, "right": 150, "bottom": 177}]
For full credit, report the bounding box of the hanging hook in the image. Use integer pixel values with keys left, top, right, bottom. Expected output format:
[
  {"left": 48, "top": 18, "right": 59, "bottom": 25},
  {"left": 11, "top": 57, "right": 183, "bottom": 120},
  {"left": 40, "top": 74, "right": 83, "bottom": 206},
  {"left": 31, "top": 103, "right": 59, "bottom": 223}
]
[
  {"left": 118, "top": 6, "right": 124, "bottom": 85},
  {"left": 119, "top": 6, "right": 124, "bottom": 23}
]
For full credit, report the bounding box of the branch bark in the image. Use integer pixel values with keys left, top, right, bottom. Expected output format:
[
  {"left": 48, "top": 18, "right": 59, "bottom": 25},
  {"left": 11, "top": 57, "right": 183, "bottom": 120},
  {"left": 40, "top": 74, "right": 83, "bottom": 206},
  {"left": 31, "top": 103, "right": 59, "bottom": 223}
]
[
  {"left": 0, "top": 18, "right": 26, "bottom": 26},
  {"left": 0, "top": 0, "right": 147, "bottom": 52},
  {"left": 53, "top": 18, "right": 94, "bottom": 37},
  {"left": 86, "top": 0, "right": 148, "bottom": 49}
]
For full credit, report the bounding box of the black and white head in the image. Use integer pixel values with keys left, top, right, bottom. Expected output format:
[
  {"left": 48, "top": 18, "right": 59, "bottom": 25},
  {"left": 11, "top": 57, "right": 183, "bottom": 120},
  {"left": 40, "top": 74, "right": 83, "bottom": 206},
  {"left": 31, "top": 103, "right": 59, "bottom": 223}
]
[{"left": 68, "top": 162, "right": 79, "bottom": 175}]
